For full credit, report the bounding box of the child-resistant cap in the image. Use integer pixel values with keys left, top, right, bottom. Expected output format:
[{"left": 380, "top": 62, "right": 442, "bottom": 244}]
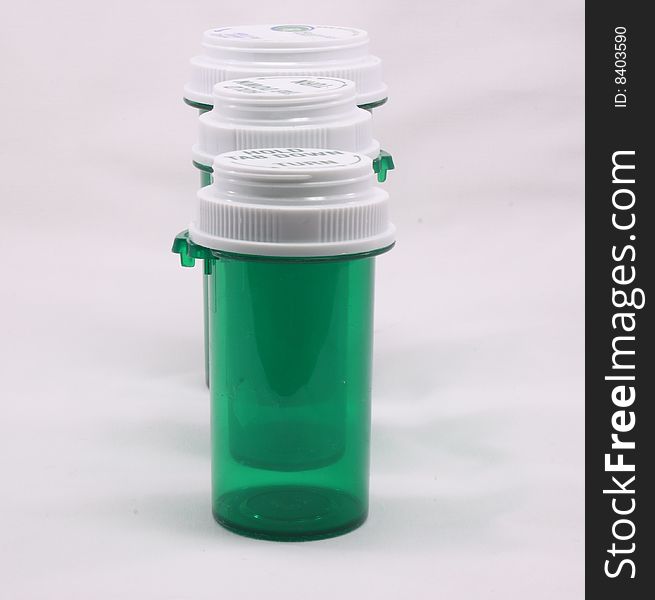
[
  {"left": 189, "top": 148, "right": 395, "bottom": 258},
  {"left": 192, "top": 76, "right": 380, "bottom": 169},
  {"left": 184, "top": 25, "right": 387, "bottom": 109}
]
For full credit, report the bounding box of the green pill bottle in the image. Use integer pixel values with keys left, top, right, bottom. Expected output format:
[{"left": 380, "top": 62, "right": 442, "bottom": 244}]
[
  {"left": 194, "top": 75, "right": 394, "bottom": 184},
  {"left": 184, "top": 25, "right": 389, "bottom": 114},
  {"left": 173, "top": 148, "right": 395, "bottom": 540}
]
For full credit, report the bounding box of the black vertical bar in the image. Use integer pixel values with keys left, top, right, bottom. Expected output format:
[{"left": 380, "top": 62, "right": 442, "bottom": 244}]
[{"left": 586, "top": 2, "right": 654, "bottom": 598}]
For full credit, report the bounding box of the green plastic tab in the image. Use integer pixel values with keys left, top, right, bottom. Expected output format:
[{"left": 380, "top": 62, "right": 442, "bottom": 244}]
[
  {"left": 171, "top": 230, "right": 213, "bottom": 267},
  {"left": 373, "top": 150, "right": 395, "bottom": 183},
  {"left": 183, "top": 97, "right": 213, "bottom": 114},
  {"left": 358, "top": 97, "right": 388, "bottom": 112}
]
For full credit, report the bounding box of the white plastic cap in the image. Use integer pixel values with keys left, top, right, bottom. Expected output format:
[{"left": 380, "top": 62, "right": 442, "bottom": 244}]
[
  {"left": 184, "top": 25, "right": 388, "bottom": 108},
  {"left": 192, "top": 76, "right": 380, "bottom": 169},
  {"left": 189, "top": 148, "right": 395, "bottom": 257}
]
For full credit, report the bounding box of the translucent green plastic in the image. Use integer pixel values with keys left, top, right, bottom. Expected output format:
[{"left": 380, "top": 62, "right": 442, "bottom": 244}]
[
  {"left": 184, "top": 98, "right": 214, "bottom": 112},
  {"left": 184, "top": 96, "right": 387, "bottom": 113},
  {"left": 172, "top": 233, "right": 392, "bottom": 540},
  {"left": 208, "top": 253, "right": 377, "bottom": 540},
  {"left": 373, "top": 150, "right": 395, "bottom": 183},
  {"left": 358, "top": 97, "right": 388, "bottom": 112},
  {"left": 200, "top": 169, "right": 213, "bottom": 386}
]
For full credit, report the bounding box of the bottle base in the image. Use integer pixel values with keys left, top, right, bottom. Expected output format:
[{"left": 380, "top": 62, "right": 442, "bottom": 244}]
[{"left": 213, "top": 484, "right": 367, "bottom": 541}]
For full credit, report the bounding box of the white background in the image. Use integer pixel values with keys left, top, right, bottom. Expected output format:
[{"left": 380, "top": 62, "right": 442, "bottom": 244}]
[{"left": 1, "top": 1, "right": 584, "bottom": 598}]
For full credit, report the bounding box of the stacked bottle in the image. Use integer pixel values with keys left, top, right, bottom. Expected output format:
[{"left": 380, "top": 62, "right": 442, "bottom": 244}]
[
  {"left": 184, "top": 25, "right": 388, "bottom": 113},
  {"left": 174, "top": 25, "right": 395, "bottom": 541},
  {"left": 193, "top": 76, "right": 394, "bottom": 186},
  {"left": 191, "top": 75, "right": 394, "bottom": 385}
]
